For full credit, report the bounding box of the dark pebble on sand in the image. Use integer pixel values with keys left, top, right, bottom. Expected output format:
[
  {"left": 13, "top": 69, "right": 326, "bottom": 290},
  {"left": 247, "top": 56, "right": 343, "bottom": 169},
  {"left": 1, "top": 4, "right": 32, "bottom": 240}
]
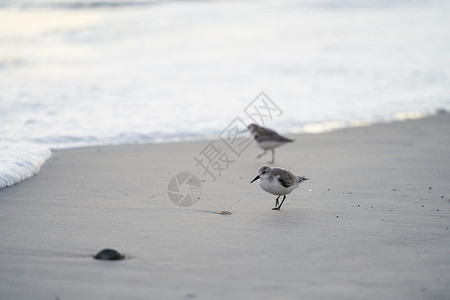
[
  {"left": 185, "top": 293, "right": 197, "bottom": 298},
  {"left": 94, "top": 248, "right": 125, "bottom": 260}
]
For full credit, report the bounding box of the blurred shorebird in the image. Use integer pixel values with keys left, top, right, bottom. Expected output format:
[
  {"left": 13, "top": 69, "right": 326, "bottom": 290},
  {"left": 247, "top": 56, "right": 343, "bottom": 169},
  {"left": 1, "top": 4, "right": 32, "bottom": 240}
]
[
  {"left": 251, "top": 165, "right": 309, "bottom": 210},
  {"left": 247, "top": 123, "right": 293, "bottom": 163}
]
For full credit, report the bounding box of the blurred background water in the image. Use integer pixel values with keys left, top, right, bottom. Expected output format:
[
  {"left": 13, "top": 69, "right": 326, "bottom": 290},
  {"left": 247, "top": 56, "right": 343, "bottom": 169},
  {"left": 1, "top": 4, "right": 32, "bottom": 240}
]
[{"left": 1, "top": 0, "right": 450, "bottom": 188}]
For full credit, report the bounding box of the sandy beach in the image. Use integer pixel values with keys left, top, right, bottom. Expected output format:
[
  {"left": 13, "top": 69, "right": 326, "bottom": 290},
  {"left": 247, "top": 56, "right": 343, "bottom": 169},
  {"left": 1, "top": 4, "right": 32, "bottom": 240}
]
[{"left": 1, "top": 114, "right": 449, "bottom": 300}]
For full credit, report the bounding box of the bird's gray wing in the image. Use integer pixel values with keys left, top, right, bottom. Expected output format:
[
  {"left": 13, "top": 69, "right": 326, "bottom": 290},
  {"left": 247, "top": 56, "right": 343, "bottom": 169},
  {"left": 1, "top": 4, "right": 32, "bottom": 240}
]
[
  {"left": 296, "top": 176, "right": 309, "bottom": 184},
  {"left": 257, "top": 126, "right": 279, "bottom": 136},
  {"left": 277, "top": 176, "right": 291, "bottom": 188},
  {"left": 274, "top": 169, "right": 297, "bottom": 188},
  {"left": 255, "top": 126, "right": 293, "bottom": 143}
]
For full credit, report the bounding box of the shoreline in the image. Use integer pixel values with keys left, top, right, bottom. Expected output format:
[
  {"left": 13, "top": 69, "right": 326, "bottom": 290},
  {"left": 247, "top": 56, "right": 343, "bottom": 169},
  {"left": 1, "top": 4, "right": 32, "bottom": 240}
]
[
  {"left": 1, "top": 114, "right": 449, "bottom": 299},
  {"left": 0, "top": 109, "right": 445, "bottom": 190}
]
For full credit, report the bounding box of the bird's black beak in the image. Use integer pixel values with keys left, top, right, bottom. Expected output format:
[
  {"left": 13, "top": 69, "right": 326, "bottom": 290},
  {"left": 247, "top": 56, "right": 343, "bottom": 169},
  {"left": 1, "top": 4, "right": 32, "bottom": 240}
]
[{"left": 250, "top": 175, "right": 260, "bottom": 183}]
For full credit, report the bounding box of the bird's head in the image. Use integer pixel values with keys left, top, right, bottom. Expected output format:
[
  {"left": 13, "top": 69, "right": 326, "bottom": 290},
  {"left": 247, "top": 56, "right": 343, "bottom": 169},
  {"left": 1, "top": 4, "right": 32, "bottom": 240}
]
[
  {"left": 251, "top": 165, "right": 271, "bottom": 183},
  {"left": 247, "top": 123, "right": 259, "bottom": 134}
]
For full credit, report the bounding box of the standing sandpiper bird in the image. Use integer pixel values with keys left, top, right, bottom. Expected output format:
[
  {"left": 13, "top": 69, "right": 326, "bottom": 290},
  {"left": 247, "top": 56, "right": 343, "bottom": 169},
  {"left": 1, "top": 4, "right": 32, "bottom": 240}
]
[
  {"left": 251, "top": 165, "right": 309, "bottom": 210},
  {"left": 247, "top": 123, "right": 293, "bottom": 164}
]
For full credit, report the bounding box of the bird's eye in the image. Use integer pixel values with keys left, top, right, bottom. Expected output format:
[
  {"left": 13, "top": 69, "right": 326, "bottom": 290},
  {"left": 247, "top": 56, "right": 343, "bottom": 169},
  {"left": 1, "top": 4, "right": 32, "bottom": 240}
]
[{"left": 262, "top": 171, "right": 266, "bottom": 174}]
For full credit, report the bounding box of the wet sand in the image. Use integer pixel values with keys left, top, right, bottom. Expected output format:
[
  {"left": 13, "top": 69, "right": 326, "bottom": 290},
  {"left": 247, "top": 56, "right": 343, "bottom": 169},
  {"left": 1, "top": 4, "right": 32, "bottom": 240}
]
[{"left": 1, "top": 114, "right": 449, "bottom": 299}]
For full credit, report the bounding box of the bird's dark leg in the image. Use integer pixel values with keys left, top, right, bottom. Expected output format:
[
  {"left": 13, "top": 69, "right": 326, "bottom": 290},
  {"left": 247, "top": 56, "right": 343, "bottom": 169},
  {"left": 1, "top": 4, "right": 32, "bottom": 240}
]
[
  {"left": 256, "top": 150, "right": 267, "bottom": 159},
  {"left": 272, "top": 196, "right": 280, "bottom": 210},
  {"left": 269, "top": 149, "right": 275, "bottom": 164},
  {"left": 276, "top": 195, "right": 287, "bottom": 210}
]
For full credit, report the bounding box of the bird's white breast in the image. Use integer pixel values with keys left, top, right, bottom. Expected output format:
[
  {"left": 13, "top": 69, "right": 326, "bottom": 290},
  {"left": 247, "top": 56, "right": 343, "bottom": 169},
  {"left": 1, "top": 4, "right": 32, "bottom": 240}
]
[
  {"left": 256, "top": 140, "right": 285, "bottom": 150},
  {"left": 259, "top": 176, "right": 296, "bottom": 196}
]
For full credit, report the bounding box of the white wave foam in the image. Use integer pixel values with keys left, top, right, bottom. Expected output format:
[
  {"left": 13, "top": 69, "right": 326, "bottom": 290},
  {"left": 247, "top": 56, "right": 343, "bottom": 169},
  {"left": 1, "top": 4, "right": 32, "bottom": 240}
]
[
  {"left": 290, "top": 109, "right": 441, "bottom": 134},
  {"left": 0, "top": 142, "right": 52, "bottom": 189}
]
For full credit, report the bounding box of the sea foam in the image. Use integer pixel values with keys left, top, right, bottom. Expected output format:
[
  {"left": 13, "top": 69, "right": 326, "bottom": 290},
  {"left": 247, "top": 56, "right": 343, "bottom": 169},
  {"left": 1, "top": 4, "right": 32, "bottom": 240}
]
[{"left": 0, "top": 142, "right": 52, "bottom": 189}]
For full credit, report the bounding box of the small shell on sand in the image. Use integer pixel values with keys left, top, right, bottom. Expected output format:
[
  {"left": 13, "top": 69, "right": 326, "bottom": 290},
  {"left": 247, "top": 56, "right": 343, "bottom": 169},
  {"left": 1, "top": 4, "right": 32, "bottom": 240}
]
[
  {"left": 94, "top": 248, "right": 125, "bottom": 260},
  {"left": 220, "top": 210, "right": 232, "bottom": 215}
]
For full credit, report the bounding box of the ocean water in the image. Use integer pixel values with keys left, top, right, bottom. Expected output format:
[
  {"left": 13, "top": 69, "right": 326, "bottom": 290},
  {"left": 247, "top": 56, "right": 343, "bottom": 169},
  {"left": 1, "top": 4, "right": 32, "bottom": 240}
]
[{"left": 1, "top": 0, "right": 449, "bottom": 188}]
